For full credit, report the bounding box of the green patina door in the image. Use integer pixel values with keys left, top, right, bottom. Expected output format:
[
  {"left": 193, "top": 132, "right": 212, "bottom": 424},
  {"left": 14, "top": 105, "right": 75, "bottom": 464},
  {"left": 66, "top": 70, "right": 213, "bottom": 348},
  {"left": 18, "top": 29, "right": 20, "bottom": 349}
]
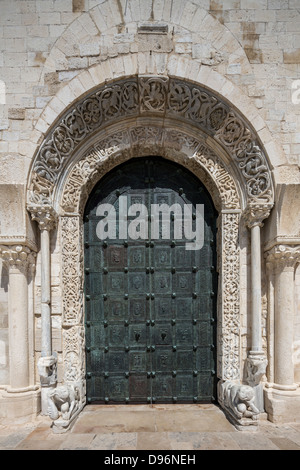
[{"left": 84, "top": 157, "right": 217, "bottom": 404}]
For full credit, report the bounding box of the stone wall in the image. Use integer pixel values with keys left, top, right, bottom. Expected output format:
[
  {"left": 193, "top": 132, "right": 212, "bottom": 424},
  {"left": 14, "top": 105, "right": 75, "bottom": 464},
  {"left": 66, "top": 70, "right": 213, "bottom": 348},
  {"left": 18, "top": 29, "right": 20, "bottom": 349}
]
[{"left": 0, "top": 0, "right": 299, "bottom": 392}]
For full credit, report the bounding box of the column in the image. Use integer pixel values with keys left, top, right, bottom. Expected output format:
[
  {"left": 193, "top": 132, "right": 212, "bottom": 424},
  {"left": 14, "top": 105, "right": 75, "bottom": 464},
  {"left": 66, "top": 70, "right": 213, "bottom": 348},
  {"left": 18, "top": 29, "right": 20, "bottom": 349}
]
[
  {"left": 272, "top": 245, "right": 299, "bottom": 390},
  {"left": 263, "top": 244, "right": 300, "bottom": 423},
  {"left": 0, "top": 245, "right": 36, "bottom": 391},
  {"left": 265, "top": 258, "right": 275, "bottom": 384},
  {"left": 29, "top": 205, "right": 58, "bottom": 414},
  {"left": 244, "top": 206, "right": 270, "bottom": 411}
]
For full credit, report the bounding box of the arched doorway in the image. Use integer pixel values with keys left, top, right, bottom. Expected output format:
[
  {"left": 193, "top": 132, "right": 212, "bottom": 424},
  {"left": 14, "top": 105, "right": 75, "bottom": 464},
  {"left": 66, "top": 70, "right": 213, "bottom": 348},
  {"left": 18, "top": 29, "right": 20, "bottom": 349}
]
[{"left": 83, "top": 156, "right": 218, "bottom": 404}]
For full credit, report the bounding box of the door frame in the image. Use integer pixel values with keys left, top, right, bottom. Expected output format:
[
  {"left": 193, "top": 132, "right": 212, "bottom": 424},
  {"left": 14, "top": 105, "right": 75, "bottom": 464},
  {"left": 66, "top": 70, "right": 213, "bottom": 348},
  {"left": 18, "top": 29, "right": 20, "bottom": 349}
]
[{"left": 58, "top": 122, "right": 242, "bottom": 412}]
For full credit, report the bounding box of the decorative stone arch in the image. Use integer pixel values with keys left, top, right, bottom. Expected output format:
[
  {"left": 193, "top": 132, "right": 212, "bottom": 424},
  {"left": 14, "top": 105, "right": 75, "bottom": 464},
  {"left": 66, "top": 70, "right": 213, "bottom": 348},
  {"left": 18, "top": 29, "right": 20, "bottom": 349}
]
[{"left": 27, "top": 74, "right": 275, "bottom": 431}]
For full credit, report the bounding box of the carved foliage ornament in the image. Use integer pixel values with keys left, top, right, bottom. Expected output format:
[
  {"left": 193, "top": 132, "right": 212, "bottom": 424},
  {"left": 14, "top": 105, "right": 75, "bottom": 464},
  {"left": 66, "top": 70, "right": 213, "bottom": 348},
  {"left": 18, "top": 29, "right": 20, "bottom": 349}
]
[
  {"left": 28, "top": 76, "right": 273, "bottom": 208},
  {"left": 0, "top": 245, "right": 36, "bottom": 273}
]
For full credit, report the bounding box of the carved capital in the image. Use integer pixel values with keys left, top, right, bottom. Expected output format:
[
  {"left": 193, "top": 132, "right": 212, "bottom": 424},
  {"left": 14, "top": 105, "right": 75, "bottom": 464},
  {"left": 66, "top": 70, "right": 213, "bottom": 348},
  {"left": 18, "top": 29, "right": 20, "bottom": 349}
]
[
  {"left": 28, "top": 204, "right": 57, "bottom": 231},
  {"left": 37, "top": 355, "right": 57, "bottom": 388},
  {"left": 245, "top": 353, "right": 268, "bottom": 387},
  {"left": 243, "top": 205, "right": 272, "bottom": 229},
  {"left": 0, "top": 245, "right": 36, "bottom": 274},
  {"left": 265, "top": 244, "right": 300, "bottom": 272}
]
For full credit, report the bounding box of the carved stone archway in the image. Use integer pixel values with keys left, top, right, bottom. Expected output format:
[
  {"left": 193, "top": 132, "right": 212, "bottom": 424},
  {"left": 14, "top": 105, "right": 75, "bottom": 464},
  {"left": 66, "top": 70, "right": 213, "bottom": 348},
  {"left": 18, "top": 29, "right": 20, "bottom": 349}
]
[{"left": 26, "top": 75, "right": 274, "bottom": 432}]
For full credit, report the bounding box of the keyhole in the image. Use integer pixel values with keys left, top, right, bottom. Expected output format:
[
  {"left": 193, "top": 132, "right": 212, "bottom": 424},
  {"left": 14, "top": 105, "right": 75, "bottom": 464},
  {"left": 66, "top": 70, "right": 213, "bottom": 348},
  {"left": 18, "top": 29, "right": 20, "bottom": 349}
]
[
  {"left": 135, "top": 333, "right": 141, "bottom": 342},
  {"left": 161, "top": 333, "right": 166, "bottom": 341}
]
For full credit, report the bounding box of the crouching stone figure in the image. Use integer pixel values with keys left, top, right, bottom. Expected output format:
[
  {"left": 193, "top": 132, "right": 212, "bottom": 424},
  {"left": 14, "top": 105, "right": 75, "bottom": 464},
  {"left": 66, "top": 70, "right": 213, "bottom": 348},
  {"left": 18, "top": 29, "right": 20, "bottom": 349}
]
[
  {"left": 218, "top": 380, "right": 260, "bottom": 429},
  {"left": 47, "top": 383, "right": 81, "bottom": 432}
]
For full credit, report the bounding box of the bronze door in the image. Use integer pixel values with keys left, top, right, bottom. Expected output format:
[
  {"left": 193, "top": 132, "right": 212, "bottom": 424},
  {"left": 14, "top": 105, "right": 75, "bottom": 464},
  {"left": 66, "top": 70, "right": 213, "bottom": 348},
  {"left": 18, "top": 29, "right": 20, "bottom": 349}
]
[{"left": 84, "top": 157, "right": 217, "bottom": 404}]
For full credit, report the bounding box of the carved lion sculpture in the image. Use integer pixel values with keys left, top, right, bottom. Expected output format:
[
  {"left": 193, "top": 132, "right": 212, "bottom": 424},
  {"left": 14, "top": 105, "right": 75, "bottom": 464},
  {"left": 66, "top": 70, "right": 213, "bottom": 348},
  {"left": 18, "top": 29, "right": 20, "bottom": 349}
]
[
  {"left": 219, "top": 381, "right": 260, "bottom": 420},
  {"left": 47, "top": 384, "right": 80, "bottom": 422}
]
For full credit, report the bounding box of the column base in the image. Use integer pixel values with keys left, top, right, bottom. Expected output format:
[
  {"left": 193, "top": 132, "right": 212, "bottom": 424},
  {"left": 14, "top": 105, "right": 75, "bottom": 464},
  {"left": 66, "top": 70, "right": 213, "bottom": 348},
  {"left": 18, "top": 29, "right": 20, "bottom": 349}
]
[
  {"left": 264, "top": 384, "right": 300, "bottom": 424},
  {"left": 0, "top": 387, "right": 41, "bottom": 425}
]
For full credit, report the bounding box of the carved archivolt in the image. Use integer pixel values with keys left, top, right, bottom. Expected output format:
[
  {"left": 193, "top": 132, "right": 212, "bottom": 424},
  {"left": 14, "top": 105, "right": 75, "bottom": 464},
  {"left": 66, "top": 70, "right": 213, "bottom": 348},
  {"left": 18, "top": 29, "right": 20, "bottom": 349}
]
[
  {"left": 27, "top": 75, "right": 274, "bottom": 209},
  {"left": 60, "top": 126, "right": 240, "bottom": 215}
]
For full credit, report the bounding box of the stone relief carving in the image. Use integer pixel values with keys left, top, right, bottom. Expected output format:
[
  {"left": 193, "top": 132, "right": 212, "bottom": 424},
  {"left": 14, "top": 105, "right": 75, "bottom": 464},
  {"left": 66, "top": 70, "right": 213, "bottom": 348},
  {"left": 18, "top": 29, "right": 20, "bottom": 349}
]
[
  {"left": 265, "top": 244, "right": 300, "bottom": 271},
  {"left": 37, "top": 354, "right": 57, "bottom": 388},
  {"left": 28, "top": 204, "right": 58, "bottom": 231},
  {"left": 27, "top": 76, "right": 274, "bottom": 209},
  {"left": 245, "top": 354, "right": 268, "bottom": 387},
  {"left": 218, "top": 380, "right": 260, "bottom": 428},
  {"left": 0, "top": 245, "right": 36, "bottom": 274},
  {"left": 47, "top": 383, "right": 81, "bottom": 432},
  {"left": 61, "top": 217, "right": 83, "bottom": 327},
  {"left": 219, "top": 213, "right": 240, "bottom": 381}
]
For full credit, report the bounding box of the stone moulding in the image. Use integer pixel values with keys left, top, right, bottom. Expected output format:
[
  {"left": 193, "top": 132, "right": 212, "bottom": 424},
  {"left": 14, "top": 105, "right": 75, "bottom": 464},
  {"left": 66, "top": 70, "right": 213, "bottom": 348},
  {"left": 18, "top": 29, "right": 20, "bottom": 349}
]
[{"left": 27, "top": 75, "right": 274, "bottom": 211}]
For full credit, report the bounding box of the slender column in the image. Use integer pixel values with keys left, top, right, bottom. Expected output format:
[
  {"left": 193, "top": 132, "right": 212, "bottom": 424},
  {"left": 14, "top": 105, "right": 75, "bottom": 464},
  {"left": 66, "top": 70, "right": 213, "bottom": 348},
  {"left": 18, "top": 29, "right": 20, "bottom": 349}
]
[
  {"left": 244, "top": 206, "right": 271, "bottom": 355},
  {"left": 265, "top": 258, "right": 275, "bottom": 384},
  {"left": 28, "top": 205, "right": 58, "bottom": 413},
  {"left": 40, "top": 228, "right": 52, "bottom": 357},
  {"left": 0, "top": 245, "right": 36, "bottom": 390},
  {"left": 244, "top": 206, "right": 271, "bottom": 411}
]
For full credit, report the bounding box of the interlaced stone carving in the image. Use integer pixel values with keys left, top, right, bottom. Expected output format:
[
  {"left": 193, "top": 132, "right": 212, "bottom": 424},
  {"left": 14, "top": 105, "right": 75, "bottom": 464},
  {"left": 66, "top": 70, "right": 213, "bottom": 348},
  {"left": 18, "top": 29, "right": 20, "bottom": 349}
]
[
  {"left": 219, "top": 212, "right": 240, "bottom": 381},
  {"left": 27, "top": 76, "right": 273, "bottom": 209},
  {"left": 61, "top": 217, "right": 83, "bottom": 327}
]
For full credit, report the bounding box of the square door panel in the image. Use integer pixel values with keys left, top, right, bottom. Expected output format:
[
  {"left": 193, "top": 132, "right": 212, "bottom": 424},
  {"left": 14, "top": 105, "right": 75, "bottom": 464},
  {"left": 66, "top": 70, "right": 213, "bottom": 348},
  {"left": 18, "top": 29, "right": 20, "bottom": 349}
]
[
  {"left": 153, "top": 324, "right": 172, "bottom": 345},
  {"left": 176, "top": 376, "right": 193, "bottom": 398},
  {"left": 153, "top": 373, "right": 173, "bottom": 399},
  {"left": 176, "top": 299, "right": 192, "bottom": 319},
  {"left": 108, "top": 325, "right": 127, "bottom": 347},
  {"left": 129, "top": 324, "right": 148, "bottom": 346},
  {"left": 176, "top": 325, "right": 194, "bottom": 345},
  {"left": 153, "top": 349, "right": 173, "bottom": 371},
  {"left": 109, "top": 377, "right": 128, "bottom": 400},
  {"left": 107, "top": 246, "right": 125, "bottom": 268},
  {"left": 129, "top": 273, "right": 147, "bottom": 293},
  {"left": 154, "top": 272, "right": 172, "bottom": 294},
  {"left": 175, "top": 273, "right": 193, "bottom": 294},
  {"left": 177, "top": 350, "right": 194, "bottom": 371},
  {"left": 129, "top": 375, "right": 149, "bottom": 401},
  {"left": 106, "top": 273, "right": 125, "bottom": 293},
  {"left": 128, "top": 246, "right": 146, "bottom": 268},
  {"left": 154, "top": 246, "right": 172, "bottom": 268},
  {"left": 108, "top": 352, "right": 127, "bottom": 372},
  {"left": 129, "top": 352, "right": 147, "bottom": 372},
  {"left": 129, "top": 299, "right": 147, "bottom": 322},
  {"left": 154, "top": 298, "right": 172, "bottom": 320}
]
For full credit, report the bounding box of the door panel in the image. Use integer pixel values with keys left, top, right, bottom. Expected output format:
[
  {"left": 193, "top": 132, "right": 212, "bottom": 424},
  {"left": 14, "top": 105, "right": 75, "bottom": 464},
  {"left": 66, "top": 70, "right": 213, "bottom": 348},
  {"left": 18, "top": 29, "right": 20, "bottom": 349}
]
[{"left": 84, "top": 157, "right": 217, "bottom": 404}]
